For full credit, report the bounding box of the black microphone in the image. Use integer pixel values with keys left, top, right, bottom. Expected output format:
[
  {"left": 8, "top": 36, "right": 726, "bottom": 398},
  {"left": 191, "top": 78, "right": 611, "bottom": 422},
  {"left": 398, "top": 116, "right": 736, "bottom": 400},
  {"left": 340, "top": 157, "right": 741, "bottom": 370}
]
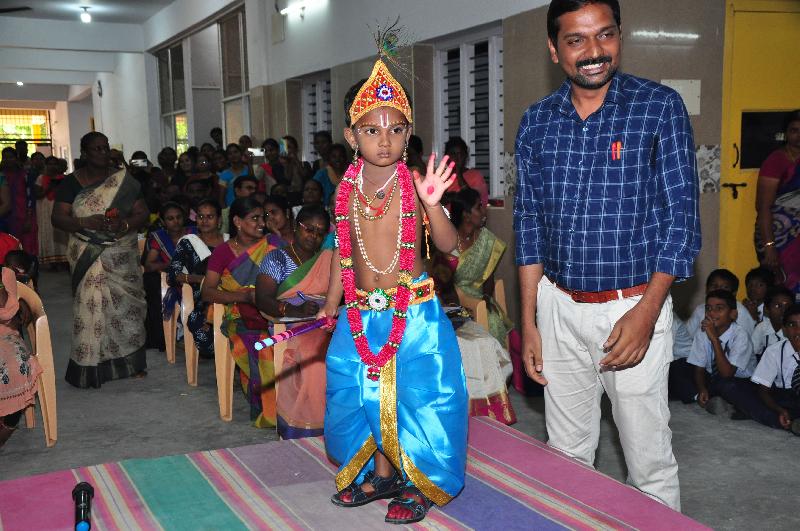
[{"left": 72, "top": 482, "right": 94, "bottom": 531}]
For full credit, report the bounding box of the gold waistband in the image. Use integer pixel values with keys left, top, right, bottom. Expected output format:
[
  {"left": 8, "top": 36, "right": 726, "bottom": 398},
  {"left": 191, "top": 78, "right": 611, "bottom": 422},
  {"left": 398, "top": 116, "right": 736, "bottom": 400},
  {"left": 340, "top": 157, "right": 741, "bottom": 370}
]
[{"left": 354, "top": 277, "right": 435, "bottom": 311}]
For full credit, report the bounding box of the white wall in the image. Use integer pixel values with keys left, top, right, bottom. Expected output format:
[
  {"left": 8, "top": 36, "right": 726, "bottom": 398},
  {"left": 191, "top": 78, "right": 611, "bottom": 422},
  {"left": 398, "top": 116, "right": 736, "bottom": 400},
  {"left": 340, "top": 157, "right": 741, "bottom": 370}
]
[
  {"left": 189, "top": 24, "right": 223, "bottom": 145},
  {"left": 267, "top": 0, "right": 549, "bottom": 83},
  {"left": 50, "top": 101, "right": 71, "bottom": 162},
  {"left": 67, "top": 98, "right": 93, "bottom": 166},
  {"left": 92, "top": 53, "right": 158, "bottom": 158},
  {"left": 143, "top": 0, "right": 240, "bottom": 50}
]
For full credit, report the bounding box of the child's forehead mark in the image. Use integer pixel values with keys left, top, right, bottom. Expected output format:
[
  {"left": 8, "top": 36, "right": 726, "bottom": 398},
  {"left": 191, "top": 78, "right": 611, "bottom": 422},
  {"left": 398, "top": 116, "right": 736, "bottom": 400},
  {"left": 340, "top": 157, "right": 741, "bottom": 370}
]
[{"left": 379, "top": 110, "right": 391, "bottom": 129}]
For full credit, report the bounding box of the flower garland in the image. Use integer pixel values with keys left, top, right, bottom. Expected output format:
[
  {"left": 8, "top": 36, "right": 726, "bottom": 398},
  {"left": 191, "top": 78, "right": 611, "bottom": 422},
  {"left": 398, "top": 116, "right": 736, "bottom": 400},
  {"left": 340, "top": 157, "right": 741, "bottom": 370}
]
[{"left": 335, "top": 158, "right": 417, "bottom": 381}]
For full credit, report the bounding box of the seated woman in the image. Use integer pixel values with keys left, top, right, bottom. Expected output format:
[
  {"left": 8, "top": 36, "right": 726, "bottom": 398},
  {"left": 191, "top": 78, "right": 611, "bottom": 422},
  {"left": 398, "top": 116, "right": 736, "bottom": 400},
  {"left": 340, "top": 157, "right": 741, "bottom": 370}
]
[
  {"left": 0, "top": 267, "right": 42, "bottom": 447},
  {"left": 255, "top": 205, "right": 333, "bottom": 439},
  {"left": 202, "top": 197, "right": 275, "bottom": 427},
  {"left": 263, "top": 194, "right": 293, "bottom": 248},
  {"left": 166, "top": 199, "right": 227, "bottom": 358},
  {"left": 429, "top": 187, "right": 518, "bottom": 424},
  {"left": 143, "top": 202, "right": 195, "bottom": 350}
]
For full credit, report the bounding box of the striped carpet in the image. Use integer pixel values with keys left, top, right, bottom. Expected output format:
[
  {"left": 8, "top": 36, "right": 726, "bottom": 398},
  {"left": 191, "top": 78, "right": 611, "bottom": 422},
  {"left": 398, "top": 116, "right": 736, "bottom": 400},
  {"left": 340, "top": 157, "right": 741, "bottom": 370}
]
[{"left": 0, "top": 417, "right": 707, "bottom": 530}]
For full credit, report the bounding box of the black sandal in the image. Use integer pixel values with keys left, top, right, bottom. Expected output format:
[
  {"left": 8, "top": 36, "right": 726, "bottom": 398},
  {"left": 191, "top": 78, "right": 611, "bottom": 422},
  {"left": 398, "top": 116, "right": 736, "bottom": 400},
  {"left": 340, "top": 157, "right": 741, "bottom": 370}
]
[
  {"left": 330, "top": 470, "right": 403, "bottom": 508},
  {"left": 385, "top": 485, "right": 432, "bottom": 525}
]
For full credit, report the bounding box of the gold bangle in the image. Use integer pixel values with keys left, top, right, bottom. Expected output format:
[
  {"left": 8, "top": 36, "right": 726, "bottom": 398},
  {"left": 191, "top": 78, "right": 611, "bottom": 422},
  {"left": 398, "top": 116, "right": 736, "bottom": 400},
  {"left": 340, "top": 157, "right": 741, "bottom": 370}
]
[{"left": 764, "top": 241, "right": 776, "bottom": 248}]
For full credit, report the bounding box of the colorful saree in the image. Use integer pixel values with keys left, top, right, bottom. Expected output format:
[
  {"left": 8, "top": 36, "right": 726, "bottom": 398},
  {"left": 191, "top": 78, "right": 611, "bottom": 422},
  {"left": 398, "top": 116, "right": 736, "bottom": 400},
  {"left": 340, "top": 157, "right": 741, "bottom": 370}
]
[
  {"left": 756, "top": 160, "right": 800, "bottom": 292},
  {"left": 65, "top": 170, "right": 147, "bottom": 389},
  {"left": 218, "top": 239, "right": 276, "bottom": 427},
  {"left": 274, "top": 248, "right": 332, "bottom": 439},
  {"left": 431, "top": 227, "right": 518, "bottom": 424}
]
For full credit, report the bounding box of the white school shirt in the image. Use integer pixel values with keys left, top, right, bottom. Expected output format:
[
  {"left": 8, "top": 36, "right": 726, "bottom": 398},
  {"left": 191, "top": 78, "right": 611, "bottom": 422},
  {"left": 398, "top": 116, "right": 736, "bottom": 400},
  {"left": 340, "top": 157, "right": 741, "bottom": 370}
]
[
  {"left": 687, "top": 301, "right": 757, "bottom": 339},
  {"left": 687, "top": 321, "right": 756, "bottom": 378},
  {"left": 751, "top": 319, "right": 785, "bottom": 358},
  {"left": 751, "top": 339, "right": 799, "bottom": 389},
  {"left": 672, "top": 313, "right": 692, "bottom": 360}
]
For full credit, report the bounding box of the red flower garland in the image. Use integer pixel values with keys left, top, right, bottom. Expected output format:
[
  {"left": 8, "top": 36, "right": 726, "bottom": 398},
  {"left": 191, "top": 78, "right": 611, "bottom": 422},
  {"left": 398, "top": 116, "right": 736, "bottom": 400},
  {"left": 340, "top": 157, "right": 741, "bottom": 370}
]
[{"left": 335, "top": 159, "right": 417, "bottom": 380}]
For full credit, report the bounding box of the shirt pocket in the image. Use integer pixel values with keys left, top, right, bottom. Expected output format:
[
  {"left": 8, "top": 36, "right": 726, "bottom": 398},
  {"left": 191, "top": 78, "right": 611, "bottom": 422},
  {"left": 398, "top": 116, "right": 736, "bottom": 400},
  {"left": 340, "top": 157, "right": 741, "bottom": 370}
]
[{"left": 587, "top": 136, "right": 651, "bottom": 199}]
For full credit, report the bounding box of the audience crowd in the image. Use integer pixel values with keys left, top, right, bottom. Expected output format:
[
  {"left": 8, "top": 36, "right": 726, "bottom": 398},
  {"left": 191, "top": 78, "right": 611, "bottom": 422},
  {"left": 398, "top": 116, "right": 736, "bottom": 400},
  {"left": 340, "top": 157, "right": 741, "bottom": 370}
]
[{"left": 1, "top": 110, "right": 799, "bottom": 446}]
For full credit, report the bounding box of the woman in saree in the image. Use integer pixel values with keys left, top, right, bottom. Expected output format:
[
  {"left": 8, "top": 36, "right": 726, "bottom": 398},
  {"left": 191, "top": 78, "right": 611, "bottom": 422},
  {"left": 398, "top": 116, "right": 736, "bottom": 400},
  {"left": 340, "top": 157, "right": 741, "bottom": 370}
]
[
  {"left": 429, "top": 187, "right": 518, "bottom": 423},
  {"left": 263, "top": 194, "right": 293, "bottom": 248},
  {"left": 255, "top": 205, "right": 332, "bottom": 438},
  {"left": 202, "top": 197, "right": 275, "bottom": 427},
  {"left": 166, "top": 199, "right": 227, "bottom": 357},
  {"left": 143, "top": 202, "right": 195, "bottom": 349},
  {"left": 52, "top": 131, "right": 149, "bottom": 389},
  {"left": 0, "top": 267, "right": 42, "bottom": 447},
  {"left": 756, "top": 110, "right": 800, "bottom": 294}
]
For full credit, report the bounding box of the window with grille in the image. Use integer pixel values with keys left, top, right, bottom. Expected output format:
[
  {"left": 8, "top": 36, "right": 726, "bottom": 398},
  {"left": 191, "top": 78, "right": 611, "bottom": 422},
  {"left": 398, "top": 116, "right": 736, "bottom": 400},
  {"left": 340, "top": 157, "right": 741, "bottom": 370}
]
[
  {"left": 156, "top": 44, "right": 188, "bottom": 153},
  {"left": 219, "top": 10, "right": 249, "bottom": 145},
  {"left": 0, "top": 109, "right": 52, "bottom": 151},
  {"left": 302, "top": 77, "right": 332, "bottom": 163},
  {"left": 436, "top": 34, "right": 504, "bottom": 198}
]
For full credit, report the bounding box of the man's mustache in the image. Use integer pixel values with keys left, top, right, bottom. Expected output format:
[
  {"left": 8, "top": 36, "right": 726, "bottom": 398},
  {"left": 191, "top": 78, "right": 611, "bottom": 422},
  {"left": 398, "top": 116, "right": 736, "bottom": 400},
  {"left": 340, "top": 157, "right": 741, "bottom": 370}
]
[{"left": 575, "top": 56, "right": 612, "bottom": 68}]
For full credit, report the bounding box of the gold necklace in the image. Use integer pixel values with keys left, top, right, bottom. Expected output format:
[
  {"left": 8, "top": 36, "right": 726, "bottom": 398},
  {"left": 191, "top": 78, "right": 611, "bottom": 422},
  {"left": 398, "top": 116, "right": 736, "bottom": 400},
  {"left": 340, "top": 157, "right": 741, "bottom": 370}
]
[{"left": 288, "top": 243, "right": 304, "bottom": 265}]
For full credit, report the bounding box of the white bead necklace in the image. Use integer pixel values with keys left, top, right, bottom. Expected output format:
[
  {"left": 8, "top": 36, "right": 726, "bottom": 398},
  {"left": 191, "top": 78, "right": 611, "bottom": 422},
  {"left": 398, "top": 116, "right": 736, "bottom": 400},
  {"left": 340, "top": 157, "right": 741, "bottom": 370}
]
[{"left": 352, "top": 185, "right": 403, "bottom": 275}]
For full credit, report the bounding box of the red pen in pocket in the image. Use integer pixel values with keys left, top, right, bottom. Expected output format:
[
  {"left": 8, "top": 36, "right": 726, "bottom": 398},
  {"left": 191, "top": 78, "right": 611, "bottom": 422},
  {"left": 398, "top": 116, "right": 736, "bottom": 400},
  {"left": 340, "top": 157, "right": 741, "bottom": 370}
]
[{"left": 611, "top": 141, "right": 623, "bottom": 161}]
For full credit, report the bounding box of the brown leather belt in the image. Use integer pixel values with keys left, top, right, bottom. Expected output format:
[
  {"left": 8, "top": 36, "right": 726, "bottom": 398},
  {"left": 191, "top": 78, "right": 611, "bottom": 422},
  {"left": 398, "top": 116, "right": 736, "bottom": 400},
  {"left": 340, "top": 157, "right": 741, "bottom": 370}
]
[{"left": 550, "top": 276, "right": 648, "bottom": 303}]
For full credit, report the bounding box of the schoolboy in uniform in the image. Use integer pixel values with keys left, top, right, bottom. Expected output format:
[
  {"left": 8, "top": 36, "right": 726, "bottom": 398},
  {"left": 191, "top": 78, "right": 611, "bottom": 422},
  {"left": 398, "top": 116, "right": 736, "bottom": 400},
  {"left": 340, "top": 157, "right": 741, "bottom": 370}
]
[
  {"left": 747, "top": 304, "right": 800, "bottom": 435},
  {"left": 743, "top": 267, "right": 774, "bottom": 323},
  {"left": 752, "top": 286, "right": 793, "bottom": 360},
  {"left": 686, "top": 269, "right": 756, "bottom": 338},
  {"left": 688, "top": 289, "right": 756, "bottom": 416}
]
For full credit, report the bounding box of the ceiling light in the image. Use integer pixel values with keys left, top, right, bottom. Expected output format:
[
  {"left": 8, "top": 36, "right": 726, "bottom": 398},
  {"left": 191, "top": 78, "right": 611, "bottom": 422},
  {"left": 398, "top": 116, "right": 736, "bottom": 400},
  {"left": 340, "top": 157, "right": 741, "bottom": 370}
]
[
  {"left": 16, "top": 81, "right": 24, "bottom": 86},
  {"left": 631, "top": 30, "right": 699, "bottom": 41},
  {"left": 80, "top": 7, "right": 91, "bottom": 23}
]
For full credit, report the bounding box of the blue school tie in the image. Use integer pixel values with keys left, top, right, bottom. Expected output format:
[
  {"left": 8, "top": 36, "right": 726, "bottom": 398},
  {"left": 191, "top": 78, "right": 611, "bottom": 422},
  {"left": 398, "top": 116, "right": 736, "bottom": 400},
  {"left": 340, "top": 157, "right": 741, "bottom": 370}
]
[
  {"left": 711, "top": 341, "right": 729, "bottom": 381},
  {"left": 791, "top": 355, "right": 800, "bottom": 396}
]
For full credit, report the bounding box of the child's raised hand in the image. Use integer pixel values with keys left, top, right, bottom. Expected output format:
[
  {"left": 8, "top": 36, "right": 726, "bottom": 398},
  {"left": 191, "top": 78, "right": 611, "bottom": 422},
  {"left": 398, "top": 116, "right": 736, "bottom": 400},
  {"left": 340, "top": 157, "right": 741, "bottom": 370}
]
[{"left": 413, "top": 153, "right": 456, "bottom": 208}]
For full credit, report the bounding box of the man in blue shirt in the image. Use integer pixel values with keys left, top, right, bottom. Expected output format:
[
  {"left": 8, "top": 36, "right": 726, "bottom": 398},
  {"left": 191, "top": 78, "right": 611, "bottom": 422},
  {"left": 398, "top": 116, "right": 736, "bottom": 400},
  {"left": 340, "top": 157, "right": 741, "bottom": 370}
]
[{"left": 514, "top": 0, "right": 700, "bottom": 511}]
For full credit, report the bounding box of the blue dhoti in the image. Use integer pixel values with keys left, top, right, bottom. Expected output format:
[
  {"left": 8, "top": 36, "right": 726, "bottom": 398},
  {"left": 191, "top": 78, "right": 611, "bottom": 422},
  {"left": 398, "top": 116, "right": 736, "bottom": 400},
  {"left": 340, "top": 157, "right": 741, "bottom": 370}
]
[{"left": 324, "top": 279, "right": 468, "bottom": 506}]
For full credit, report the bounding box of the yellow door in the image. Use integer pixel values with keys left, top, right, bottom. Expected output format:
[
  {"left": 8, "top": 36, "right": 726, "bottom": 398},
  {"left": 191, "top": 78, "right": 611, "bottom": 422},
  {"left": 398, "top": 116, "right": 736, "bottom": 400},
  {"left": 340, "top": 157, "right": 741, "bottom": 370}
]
[{"left": 720, "top": 0, "right": 800, "bottom": 284}]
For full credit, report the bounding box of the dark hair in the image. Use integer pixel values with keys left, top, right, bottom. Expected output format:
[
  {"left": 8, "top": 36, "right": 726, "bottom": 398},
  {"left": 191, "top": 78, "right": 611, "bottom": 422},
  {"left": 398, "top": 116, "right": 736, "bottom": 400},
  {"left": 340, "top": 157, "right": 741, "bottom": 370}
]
[
  {"left": 30, "top": 151, "right": 45, "bottom": 160},
  {"left": 262, "top": 138, "right": 279, "bottom": 150},
  {"left": 783, "top": 110, "right": 800, "bottom": 134},
  {"left": 745, "top": 267, "right": 775, "bottom": 287},
  {"left": 314, "top": 130, "right": 332, "bottom": 142},
  {"left": 344, "top": 78, "right": 412, "bottom": 127},
  {"left": 547, "top": 0, "right": 621, "bottom": 45},
  {"left": 80, "top": 131, "right": 108, "bottom": 152},
  {"left": 706, "top": 289, "right": 737, "bottom": 310},
  {"left": 200, "top": 142, "right": 214, "bottom": 151},
  {"left": 263, "top": 194, "right": 289, "bottom": 212},
  {"left": 444, "top": 136, "right": 469, "bottom": 156},
  {"left": 329, "top": 143, "right": 347, "bottom": 158},
  {"left": 296, "top": 204, "right": 331, "bottom": 232},
  {"left": 450, "top": 187, "right": 481, "bottom": 228},
  {"left": 159, "top": 200, "right": 185, "bottom": 219},
  {"left": 2, "top": 147, "right": 16, "bottom": 158},
  {"left": 408, "top": 134, "right": 423, "bottom": 155},
  {"left": 210, "top": 126, "right": 222, "bottom": 135},
  {"left": 226, "top": 143, "right": 241, "bottom": 154},
  {"left": 131, "top": 150, "right": 148, "bottom": 160},
  {"left": 196, "top": 198, "right": 222, "bottom": 216},
  {"left": 186, "top": 146, "right": 200, "bottom": 160},
  {"left": 228, "top": 196, "right": 263, "bottom": 237},
  {"left": 706, "top": 268, "right": 739, "bottom": 293},
  {"left": 282, "top": 135, "right": 298, "bottom": 150},
  {"left": 45, "top": 155, "right": 59, "bottom": 165},
  {"left": 764, "top": 286, "right": 795, "bottom": 307},
  {"left": 233, "top": 175, "right": 258, "bottom": 189},
  {"left": 303, "top": 179, "right": 323, "bottom": 192},
  {"left": 783, "top": 303, "right": 800, "bottom": 326}
]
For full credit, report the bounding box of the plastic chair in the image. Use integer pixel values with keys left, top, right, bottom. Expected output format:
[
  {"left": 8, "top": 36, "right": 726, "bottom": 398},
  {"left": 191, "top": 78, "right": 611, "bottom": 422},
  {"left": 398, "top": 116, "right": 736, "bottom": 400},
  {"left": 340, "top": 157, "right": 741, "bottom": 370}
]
[
  {"left": 161, "top": 272, "right": 178, "bottom": 364},
  {"left": 17, "top": 282, "right": 57, "bottom": 447},
  {"left": 213, "top": 303, "right": 235, "bottom": 421},
  {"left": 182, "top": 283, "right": 200, "bottom": 385}
]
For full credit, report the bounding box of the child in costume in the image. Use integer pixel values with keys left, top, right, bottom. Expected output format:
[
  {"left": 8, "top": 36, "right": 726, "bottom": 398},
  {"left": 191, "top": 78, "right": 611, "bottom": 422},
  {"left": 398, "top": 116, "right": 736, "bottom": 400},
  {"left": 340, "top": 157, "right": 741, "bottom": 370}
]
[{"left": 317, "top": 46, "right": 468, "bottom": 524}]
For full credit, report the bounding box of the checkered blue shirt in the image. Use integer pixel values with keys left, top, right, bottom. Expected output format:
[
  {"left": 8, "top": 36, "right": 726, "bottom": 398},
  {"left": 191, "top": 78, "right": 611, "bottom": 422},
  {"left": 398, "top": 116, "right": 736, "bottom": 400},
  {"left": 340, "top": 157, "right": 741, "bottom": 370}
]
[{"left": 514, "top": 73, "right": 701, "bottom": 291}]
